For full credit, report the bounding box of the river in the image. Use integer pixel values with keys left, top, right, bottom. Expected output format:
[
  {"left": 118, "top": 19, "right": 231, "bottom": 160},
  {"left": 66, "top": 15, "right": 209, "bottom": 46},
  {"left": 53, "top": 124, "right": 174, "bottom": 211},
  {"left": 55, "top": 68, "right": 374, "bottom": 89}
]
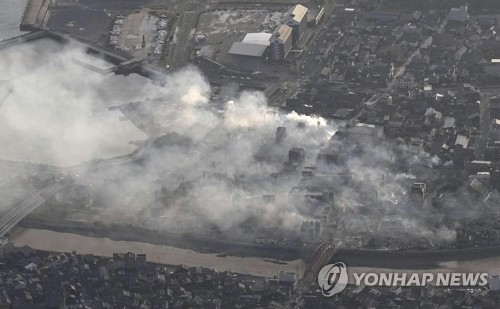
[
  {"left": 10, "top": 228, "right": 305, "bottom": 277},
  {"left": 0, "top": 3, "right": 306, "bottom": 277},
  {"left": 4, "top": 0, "right": 500, "bottom": 280}
]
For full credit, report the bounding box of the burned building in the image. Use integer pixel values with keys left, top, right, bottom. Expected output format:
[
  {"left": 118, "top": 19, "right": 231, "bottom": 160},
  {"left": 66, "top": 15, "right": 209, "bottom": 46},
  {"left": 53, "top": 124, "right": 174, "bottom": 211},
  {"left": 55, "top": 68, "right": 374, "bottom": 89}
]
[
  {"left": 289, "top": 148, "right": 305, "bottom": 165},
  {"left": 276, "top": 127, "right": 286, "bottom": 144}
]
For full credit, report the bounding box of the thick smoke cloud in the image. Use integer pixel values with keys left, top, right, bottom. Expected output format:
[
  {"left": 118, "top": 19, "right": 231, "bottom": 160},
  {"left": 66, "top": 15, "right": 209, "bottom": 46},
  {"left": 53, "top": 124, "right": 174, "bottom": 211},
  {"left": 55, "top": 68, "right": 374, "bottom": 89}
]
[
  {"left": 1, "top": 39, "right": 484, "bottom": 248},
  {"left": 0, "top": 40, "right": 151, "bottom": 167}
]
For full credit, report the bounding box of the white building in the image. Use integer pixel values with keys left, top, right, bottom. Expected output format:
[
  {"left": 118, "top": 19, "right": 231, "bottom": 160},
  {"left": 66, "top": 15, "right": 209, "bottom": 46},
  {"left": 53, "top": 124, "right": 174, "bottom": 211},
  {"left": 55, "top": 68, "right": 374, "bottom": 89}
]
[{"left": 228, "top": 32, "right": 272, "bottom": 57}]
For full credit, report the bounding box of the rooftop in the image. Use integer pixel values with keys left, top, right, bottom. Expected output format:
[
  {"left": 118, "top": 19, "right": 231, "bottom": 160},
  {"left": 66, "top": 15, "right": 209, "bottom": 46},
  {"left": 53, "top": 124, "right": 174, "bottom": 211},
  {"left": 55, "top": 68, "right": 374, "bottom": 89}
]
[
  {"left": 242, "top": 33, "right": 272, "bottom": 46},
  {"left": 272, "top": 24, "right": 293, "bottom": 44},
  {"left": 284, "top": 4, "right": 308, "bottom": 25},
  {"left": 225, "top": 42, "right": 268, "bottom": 57},
  {"left": 228, "top": 32, "right": 272, "bottom": 57}
]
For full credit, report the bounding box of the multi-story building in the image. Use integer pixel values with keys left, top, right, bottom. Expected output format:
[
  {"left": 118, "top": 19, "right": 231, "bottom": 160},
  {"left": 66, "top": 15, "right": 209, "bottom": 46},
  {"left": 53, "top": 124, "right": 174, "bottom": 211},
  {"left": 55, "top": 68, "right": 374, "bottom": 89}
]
[
  {"left": 270, "top": 24, "right": 293, "bottom": 61},
  {"left": 448, "top": 5, "right": 468, "bottom": 23},
  {"left": 284, "top": 4, "right": 308, "bottom": 45},
  {"left": 394, "top": 72, "right": 417, "bottom": 89}
]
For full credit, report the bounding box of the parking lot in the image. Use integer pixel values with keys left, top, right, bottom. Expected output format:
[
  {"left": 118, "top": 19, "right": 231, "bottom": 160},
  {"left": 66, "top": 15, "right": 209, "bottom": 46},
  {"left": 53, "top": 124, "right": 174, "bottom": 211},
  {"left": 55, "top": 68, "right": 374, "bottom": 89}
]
[
  {"left": 46, "top": 8, "right": 112, "bottom": 43},
  {"left": 113, "top": 9, "right": 173, "bottom": 60}
]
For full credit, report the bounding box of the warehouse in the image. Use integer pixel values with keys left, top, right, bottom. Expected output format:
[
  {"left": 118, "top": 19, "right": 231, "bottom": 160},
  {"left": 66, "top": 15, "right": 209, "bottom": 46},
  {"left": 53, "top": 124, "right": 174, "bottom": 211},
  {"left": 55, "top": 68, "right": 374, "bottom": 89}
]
[{"left": 228, "top": 32, "right": 272, "bottom": 57}]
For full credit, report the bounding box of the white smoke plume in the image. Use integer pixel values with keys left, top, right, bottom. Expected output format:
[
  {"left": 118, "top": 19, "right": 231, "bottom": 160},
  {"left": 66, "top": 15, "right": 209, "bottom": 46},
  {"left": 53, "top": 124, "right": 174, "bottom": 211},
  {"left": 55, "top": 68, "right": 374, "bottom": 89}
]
[{"left": 2, "top": 39, "right": 491, "bottom": 248}]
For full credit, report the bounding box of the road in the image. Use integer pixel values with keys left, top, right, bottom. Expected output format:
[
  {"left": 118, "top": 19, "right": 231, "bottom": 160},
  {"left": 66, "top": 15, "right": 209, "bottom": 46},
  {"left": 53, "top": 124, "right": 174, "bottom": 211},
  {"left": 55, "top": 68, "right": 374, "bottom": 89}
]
[
  {"left": 387, "top": 36, "right": 433, "bottom": 90},
  {"left": 476, "top": 93, "right": 491, "bottom": 160},
  {"left": 170, "top": 11, "right": 197, "bottom": 67},
  {"left": 298, "top": 3, "right": 336, "bottom": 79},
  {"left": 0, "top": 182, "right": 64, "bottom": 237}
]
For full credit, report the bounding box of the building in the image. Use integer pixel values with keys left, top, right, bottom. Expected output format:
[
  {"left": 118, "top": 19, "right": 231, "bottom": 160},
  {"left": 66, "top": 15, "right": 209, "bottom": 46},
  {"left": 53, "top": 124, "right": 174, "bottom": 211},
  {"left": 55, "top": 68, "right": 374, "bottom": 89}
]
[
  {"left": 270, "top": 24, "right": 293, "bottom": 61},
  {"left": 276, "top": 127, "right": 286, "bottom": 144},
  {"left": 289, "top": 148, "right": 305, "bottom": 165},
  {"left": 338, "top": 123, "right": 384, "bottom": 139},
  {"left": 411, "top": 182, "right": 428, "bottom": 199},
  {"left": 284, "top": 4, "right": 308, "bottom": 45},
  {"left": 424, "top": 85, "right": 433, "bottom": 98},
  {"left": 477, "top": 15, "right": 497, "bottom": 27},
  {"left": 278, "top": 271, "right": 298, "bottom": 289},
  {"left": 466, "top": 160, "right": 492, "bottom": 175},
  {"left": 448, "top": 5, "right": 468, "bottom": 23},
  {"left": 0, "top": 238, "right": 13, "bottom": 260},
  {"left": 314, "top": 7, "right": 325, "bottom": 26},
  {"left": 483, "top": 64, "right": 500, "bottom": 79},
  {"left": 366, "top": 10, "right": 401, "bottom": 22},
  {"left": 228, "top": 32, "right": 272, "bottom": 57},
  {"left": 394, "top": 72, "right": 417, "bottom": 89}
]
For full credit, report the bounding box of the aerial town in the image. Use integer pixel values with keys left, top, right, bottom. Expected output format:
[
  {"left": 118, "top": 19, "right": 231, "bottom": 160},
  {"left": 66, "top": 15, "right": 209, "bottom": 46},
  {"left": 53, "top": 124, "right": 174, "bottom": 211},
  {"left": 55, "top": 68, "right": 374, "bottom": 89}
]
[{"left": 2, "top": 0, "right": 500, "bottom": 306}]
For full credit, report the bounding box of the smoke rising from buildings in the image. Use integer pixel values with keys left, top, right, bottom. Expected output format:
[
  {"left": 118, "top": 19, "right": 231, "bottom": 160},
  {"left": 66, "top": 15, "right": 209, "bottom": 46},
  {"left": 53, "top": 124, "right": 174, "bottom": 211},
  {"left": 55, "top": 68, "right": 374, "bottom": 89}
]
[
  {"left": 3, "top": 40, "right": 493, "bottom": 248},
  {"left": 0, "top": 40, "right": 151, "bottom": 167}
]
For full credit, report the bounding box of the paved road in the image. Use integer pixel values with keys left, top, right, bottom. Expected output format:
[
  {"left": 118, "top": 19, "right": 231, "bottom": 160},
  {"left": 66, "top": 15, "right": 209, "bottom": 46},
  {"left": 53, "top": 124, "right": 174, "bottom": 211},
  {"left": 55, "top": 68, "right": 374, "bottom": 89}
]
[
  {"left": 170, "top": 11, "right": 197, "bottom": 67},
  {"left": 387, "top": 36, "right": 433, "bottom": 90},
  {"left": 475, "top": 93, "right": 491, "bottom": 160}
]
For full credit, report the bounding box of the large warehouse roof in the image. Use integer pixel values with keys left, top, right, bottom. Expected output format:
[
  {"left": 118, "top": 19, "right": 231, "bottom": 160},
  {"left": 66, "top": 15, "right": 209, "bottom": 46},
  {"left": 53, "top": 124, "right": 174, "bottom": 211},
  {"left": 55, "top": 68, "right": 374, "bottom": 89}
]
[
  {"left": 228, "top": 42, "right": 268, "bottom": 57},
  {"left": 228, "top": 32, "right": 272, "bottom": 57},
  {"left": 242, "top": 33, "right": 272, "bottom": 45}
]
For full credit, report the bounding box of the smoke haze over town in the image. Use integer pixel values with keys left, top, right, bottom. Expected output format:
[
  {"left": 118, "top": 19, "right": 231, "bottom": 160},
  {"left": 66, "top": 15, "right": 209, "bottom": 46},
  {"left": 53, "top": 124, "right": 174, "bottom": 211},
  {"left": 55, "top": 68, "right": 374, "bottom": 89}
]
[{"left": 1, "top": 40, "right": 488, "bottom": 249}]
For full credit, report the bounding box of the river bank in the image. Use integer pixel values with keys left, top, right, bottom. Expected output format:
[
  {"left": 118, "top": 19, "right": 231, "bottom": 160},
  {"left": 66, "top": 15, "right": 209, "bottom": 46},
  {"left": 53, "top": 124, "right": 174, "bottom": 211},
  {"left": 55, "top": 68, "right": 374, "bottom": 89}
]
[
  {"left": 19, "top": 218, "right": 500, "bottom": 270},
  {"left": 336, "top": 246, "right": 500, "bottom": 270},
  {"left": 10, "top": 228, "right": 305, "bottom": 278},
  {"left": 12, "top": 227, "right": 500, "bottom": 284},
  {"left": 18, "top": 218, "right": 307, "bottom": 261}
]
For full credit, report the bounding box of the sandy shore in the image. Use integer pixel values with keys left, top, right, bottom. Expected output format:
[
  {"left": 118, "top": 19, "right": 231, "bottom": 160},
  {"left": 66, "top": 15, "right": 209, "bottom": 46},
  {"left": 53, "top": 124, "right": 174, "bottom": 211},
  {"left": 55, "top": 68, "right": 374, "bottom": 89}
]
[{"left": 10, "top": 228, "right": 305, "bottom": 278}]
